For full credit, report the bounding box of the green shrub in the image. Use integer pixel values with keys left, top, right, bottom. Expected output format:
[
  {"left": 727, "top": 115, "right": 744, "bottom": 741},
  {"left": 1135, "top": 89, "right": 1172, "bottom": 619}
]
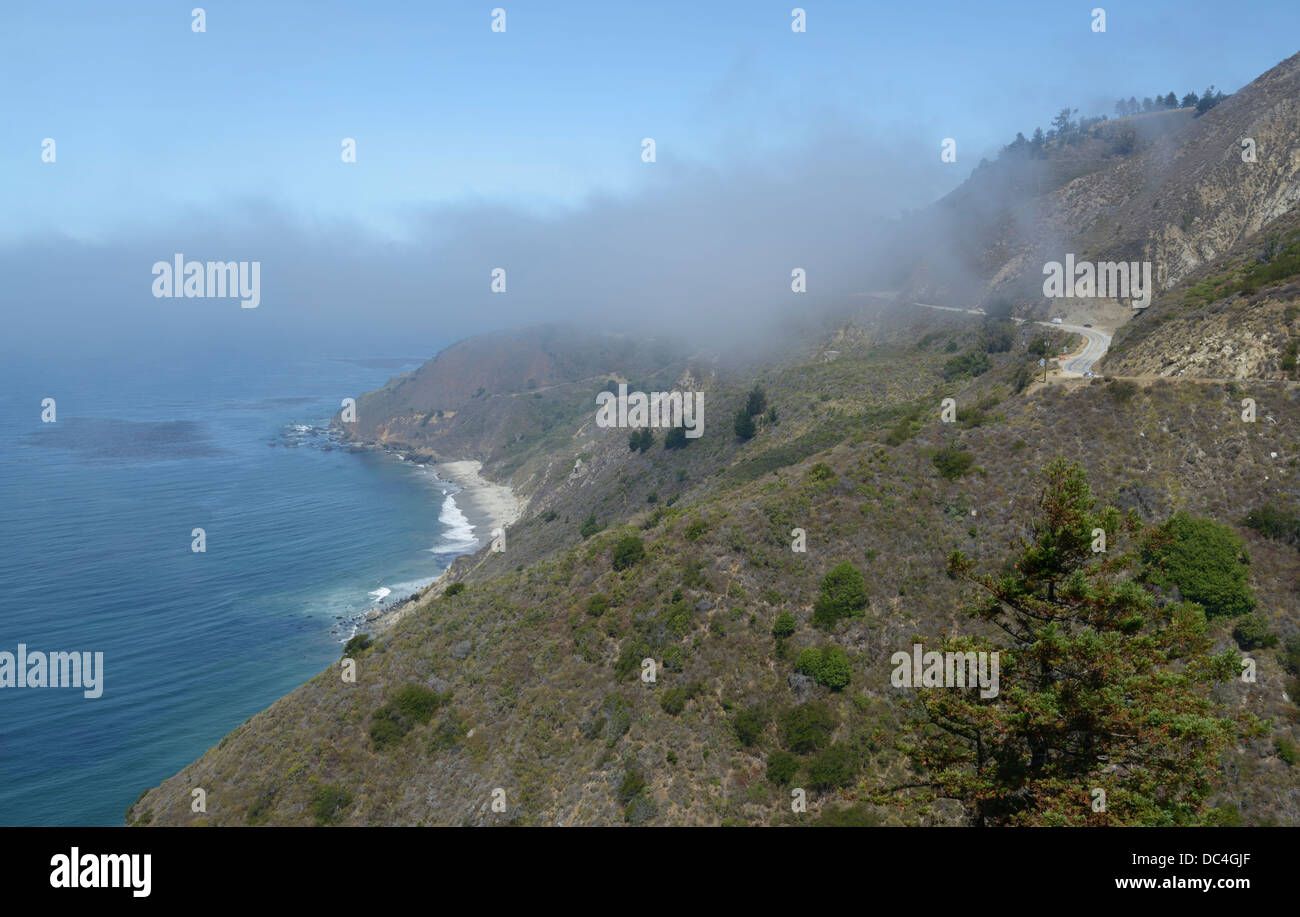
[
  {"left": 1143, "top": 514, "right": 1254, "bottom": 617},
  {"left": 660, "top": 687, "right": 689, "bottom": 715},
  {"left": 342, "top": 633, "right": 372, "bottom": 657},
  {"left": 443, "top": 582, "right": 466, "bottom": 597},
  {"left": 795, "top": 647, "right": 824, "bottom": 679},
  {"left": 662, "top": 644, "right": 685, "bottom": 671},
  {"left": 1276, "top": 737, "right": 1298, "bottom": 766},
  {"left": 733, "top": 704, "right": 769, "bottom": 746},
  {"left": 885, "top": 417, "right": 918, "bottom": 446},
  {"left": 815, "top": 645, "right": 852, "bottom": 690},
  {"left": 1108, "top": 380, "right": 1139, "bottom": 403},
  {"left": 579, "top": 514, "right": 604, "bottom": 539},
  {"left": 1203, "top": 804, "right": 1244, "bottom": 827},
  {"left": 663, "top": 426, "right": 688, "bottom": 450},
  {"left": 766, "top": 750, "right": 799, "bottom": 785},
  {"left": 1281, "top": 635, "right": 1300, "bottom": 677},
  {"left": 1243, "top": 505, "right": 1300, "bottom": 545},
  {"left": 617, "top": 768, "right": 647, "bottom": 806},
  {"left": 778, "top": 701, "right": 837, "bottom": 754},
  {"left": 812, "top": 562, "right": 868, "bottom": 628},
  {"left": 309, "top": 785, "right": 352, "bottom": 826},
  {"left": 684, "top": 519, "right": 707, "bottom": 541},
  {"left": 369, "top": 708, "right": 408, "bottom": 749},
  {"left": 370, "top": 684, "right": 444, "bottom": 749},
  {"left": 391, "top": 684, "right": 443, "bottom": 723},
  {"left": 771, "top": 610, "right": 797, "bottom": 639},
  {"left": 943, "top": 349, "right": 990, "bottom": 380},
  {"left": 795, "top": 644, "right": 852, "bottom": 688},
  {"left": 586, "top": 593, "right": 609, "bottom": 617},
  {"left": 933, "top": 444, "right": 975, "bottom": 480},
  {"left": 612, "top": 534, "right": 646, "bottom": 570},
  {"left": 806, "top": 463, "right": 836, "bottom": 491},
  {"left": 614, "top": 639, "right": 652, "bottom": 681},
  {"left": 1232, "top": 613, "right": 1277, "bottom": 650},
  {"left": 805, "top": 743, "right": 860, "bottom": 791}
]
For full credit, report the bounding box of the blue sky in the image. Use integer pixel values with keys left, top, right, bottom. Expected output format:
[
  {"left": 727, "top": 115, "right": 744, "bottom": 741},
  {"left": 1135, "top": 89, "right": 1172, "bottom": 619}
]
[{"left": 5, "top": 0, "right": 1298, "bottom": 242}]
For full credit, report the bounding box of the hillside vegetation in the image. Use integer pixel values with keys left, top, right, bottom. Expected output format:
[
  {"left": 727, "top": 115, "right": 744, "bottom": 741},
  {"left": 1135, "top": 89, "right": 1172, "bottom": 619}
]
[{"left": 127, "top": 303, "right": 1300, "bottom": 827}]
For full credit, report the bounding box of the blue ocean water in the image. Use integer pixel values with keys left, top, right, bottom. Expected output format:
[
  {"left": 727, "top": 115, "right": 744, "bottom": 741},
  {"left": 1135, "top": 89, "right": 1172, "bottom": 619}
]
[{"left": 0, "top": 350, "right": 470, "bottom": 825}]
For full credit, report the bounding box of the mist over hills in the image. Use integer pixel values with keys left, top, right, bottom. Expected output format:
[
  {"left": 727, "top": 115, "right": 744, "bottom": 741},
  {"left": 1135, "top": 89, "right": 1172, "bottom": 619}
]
[
  {"left": 891, "top": 52, "right": 1300, "bottom": 331},
  {"left": 124, "top": 50, "right": 1300, "bottom": 828}
]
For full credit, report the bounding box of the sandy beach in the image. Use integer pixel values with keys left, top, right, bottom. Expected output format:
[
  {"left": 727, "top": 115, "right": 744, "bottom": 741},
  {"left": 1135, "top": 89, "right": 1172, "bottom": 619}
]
[
  {"left": 365, "top": 458, "right": 524, "bottom": 633},
  {"left": 432, "top": 459, "right": 525, "bottom": 531}
]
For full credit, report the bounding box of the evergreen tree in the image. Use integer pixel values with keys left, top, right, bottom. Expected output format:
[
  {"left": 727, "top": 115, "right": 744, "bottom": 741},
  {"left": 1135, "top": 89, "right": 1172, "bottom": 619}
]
[
  {"left": 812, "top": 562, "right": 868, "bottom": 628},
  {"left": 893, "top": 460, "right": 1242, "bottom": 826},
  {"left": 1050, "top": 107, "right": 1076, "bottom": 136},
  {"left": 734, "top": 407, "right": 756, "bottom": 440},
  {"left": 663, "top": 426, "right": 687, "bottom": 450},
  {"left": 1196, "top": 86, "right": 1223, "bottom": 115},
  {"left": 628, "top": 428, "right": 654, "bottom": 452}
]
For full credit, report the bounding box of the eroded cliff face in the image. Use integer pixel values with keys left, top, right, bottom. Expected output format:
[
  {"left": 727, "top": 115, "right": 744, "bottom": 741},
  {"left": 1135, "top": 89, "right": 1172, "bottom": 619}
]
[
  {"left": 1104, "top": 299, "right": 1299, "bottom": 379},
  {"left": 898, "top": 51, "right": 1300, "bottom": 381},
  {"left": 1122, "top": 58, "right": 1300, "bottom": 287}
]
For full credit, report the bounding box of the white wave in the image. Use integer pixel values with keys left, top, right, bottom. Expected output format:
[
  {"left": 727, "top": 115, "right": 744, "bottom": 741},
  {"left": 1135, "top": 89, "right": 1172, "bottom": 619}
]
[
  {"left": 383, "top": 575, "right": 440, "bottom": 597},
  {"left": 430, "top": 494, "right": 478, "bottom": 553},
  {"left": 368, "top": 586, "right": 392, "bottom": 602}
]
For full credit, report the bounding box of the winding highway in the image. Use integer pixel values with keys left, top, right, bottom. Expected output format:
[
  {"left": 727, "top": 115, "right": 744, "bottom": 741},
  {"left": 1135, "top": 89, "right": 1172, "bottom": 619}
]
[
  {"left": 1053, "top": 322, "right": 1111, "bottom": 375},
  {"left": 903, "top": 300, "right": 1112, "bottom": 377}
]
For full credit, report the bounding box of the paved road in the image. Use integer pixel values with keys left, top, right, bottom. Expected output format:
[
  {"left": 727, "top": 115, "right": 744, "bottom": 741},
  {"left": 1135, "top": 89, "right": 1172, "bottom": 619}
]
[
  {"left": 1051, "top": 322, "right": 1111, "bottom": 375},
  {"left": 904, "top": 300, "right": 1112, "bottom": 376}
]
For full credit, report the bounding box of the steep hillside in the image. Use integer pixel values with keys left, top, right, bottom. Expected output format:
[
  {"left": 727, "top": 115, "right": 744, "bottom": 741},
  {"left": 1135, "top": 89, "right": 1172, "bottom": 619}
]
[
  {"left": 1104, "top": 205, "right": 1300, "bottom": 379},
  {"left": 125, "top": 51, "right": 1300, "bottom": 830},
  {"left": 126, "top": 304, "right": 1300, "bottom": 827},
  {"left": 895, "top": 50, "right": 1300, "bottom": 336},
  {"left": 340, "top": 323, "right": 697, "bottom": 473}
]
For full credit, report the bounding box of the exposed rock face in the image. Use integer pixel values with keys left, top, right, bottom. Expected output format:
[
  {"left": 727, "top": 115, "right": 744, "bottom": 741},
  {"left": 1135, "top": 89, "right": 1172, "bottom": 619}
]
[{"left": 894, "top": 51, "right": 1300, "bottom": 381}]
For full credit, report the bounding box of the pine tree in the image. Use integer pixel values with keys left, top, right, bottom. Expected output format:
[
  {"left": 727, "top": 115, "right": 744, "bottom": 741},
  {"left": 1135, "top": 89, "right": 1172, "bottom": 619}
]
[
  {"left": 891, "top": 460, "right": 1244, "bottom": 826},
  {"left": 733, "top": 408, "right": 756, "bottom": 440}
]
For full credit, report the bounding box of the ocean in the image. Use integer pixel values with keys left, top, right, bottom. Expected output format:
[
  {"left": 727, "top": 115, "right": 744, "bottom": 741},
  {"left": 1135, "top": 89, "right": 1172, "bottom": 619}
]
[{"left": 0, "top": 349, "right": 473, "bottom": 825}]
